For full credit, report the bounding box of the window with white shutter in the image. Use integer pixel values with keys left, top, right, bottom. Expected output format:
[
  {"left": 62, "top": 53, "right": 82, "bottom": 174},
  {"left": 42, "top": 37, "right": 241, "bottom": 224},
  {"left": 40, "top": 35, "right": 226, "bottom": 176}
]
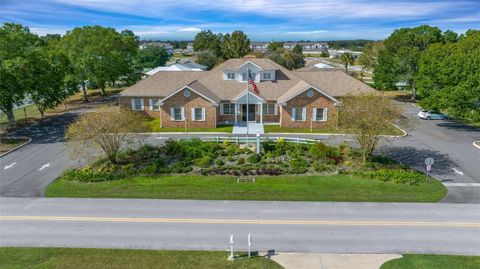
[
  {"left": 314, "top": 108, "right": 328, "bottom": 121},
  {"left": 131, "top": 98, "right": 144, "bottom": 111},
  {"left": 292, "top": 107, "right": 305, "bottom": 121},
  {"left": 192, "top": 107, "right": 204, "bottom": 121},
  {"left": 171, "top": 107, "right": 183, "bottom": 121},
  {"left": 149, "top": 99, "right": 161, "bottom": 111}
]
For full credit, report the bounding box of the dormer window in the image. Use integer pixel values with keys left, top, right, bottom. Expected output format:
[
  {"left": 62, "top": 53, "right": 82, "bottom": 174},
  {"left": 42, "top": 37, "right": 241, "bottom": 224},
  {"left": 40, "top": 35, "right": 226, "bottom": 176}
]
[
  {"left": 263, "top": 72, "right": 271, "bottom": 80},
  {"left": 227, "top": 72, "right": 235, "bottom": 80},
  {"left": 242, "top": 72, "right": 255, "bottom": 81}
]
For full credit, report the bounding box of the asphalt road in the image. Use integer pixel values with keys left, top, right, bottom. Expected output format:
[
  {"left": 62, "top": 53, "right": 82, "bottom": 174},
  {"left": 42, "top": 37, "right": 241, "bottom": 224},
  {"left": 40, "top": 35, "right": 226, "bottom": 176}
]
[
  {"left": 377, "top": 102, "right": 480, "bottom": 203},
  {"left": 0, "top": 112, "right": 80, "bottom": 197},
  {"left": 1, "top": 198, "right": 479, "bottom": 254}
]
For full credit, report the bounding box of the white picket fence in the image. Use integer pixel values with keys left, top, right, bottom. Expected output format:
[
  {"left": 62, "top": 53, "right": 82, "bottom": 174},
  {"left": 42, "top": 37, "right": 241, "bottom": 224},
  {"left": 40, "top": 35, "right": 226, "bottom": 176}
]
[{"left": 175, "top": 136, "right": 321, "bottom": 144}]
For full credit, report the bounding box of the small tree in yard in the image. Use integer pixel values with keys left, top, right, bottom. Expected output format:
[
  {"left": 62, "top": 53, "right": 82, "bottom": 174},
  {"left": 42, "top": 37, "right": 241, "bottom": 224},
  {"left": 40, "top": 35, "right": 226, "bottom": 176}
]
[
  {"left": 338, "top": 93, "right": 403, "bottom": 164},
  {"left": 340, "top": 52, "right": 355, "bottom": 72},
  {"left": 66, "top": 105, "right": 146, "bottom": 164}
]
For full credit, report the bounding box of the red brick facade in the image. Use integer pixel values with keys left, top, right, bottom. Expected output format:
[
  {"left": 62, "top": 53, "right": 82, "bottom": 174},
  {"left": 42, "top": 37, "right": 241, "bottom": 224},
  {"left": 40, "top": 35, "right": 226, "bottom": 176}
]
[
  {"left": 120, "top": 89, "right": 336, "bottom": 129},
  {"left": 279, "top": 89, "right": 336, "bottom": 128}
]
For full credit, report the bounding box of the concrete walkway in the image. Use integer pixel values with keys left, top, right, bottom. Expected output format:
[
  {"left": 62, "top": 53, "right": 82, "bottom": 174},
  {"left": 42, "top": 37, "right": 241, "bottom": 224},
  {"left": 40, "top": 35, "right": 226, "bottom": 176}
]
[
  {"left": 271, "top": 253, "right": 402, "bottom": 269},
  {"left": 232, "top": 122, "right": 264, "bottom": 134}
]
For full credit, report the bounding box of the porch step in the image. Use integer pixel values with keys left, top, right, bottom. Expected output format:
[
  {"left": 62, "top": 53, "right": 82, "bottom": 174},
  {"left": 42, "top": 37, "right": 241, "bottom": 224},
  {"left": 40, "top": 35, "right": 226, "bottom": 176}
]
[{"left": 232, "top": 123, "right": 264, "bottom": 134}]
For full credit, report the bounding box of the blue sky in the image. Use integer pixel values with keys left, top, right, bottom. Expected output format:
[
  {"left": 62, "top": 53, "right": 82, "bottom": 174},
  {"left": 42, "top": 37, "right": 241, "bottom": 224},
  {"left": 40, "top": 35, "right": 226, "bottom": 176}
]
[{"left": 1, "top": 0, "right": 479, "bottom": 41}]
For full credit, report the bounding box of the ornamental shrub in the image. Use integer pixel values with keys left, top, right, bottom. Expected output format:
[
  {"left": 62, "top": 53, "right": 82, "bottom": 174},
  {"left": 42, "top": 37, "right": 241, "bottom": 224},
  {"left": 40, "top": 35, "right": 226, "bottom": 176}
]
[
  {"left": 237, "top": 157, "right": 245, "bottom": 165},
  {"left": 289, "top": 158, "right": 310, "bottom": 174},
  {"left": 195, "top": 155, "right": 212, "bottom": 167},
  {"left": 62, "top": 169, "right": 120, "bottom": 182},
  {"left": 247, "top": 153, "right": 261, "bottom": 164}
]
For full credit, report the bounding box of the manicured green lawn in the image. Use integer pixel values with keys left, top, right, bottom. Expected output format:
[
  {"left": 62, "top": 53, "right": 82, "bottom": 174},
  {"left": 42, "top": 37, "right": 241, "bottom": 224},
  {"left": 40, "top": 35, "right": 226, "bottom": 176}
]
[
  {"left": 381, "top": 254, "right": 480, "bottom": 269},
  {"left": 0, "top": 247, "right": 281, "bottom": 269},
  {"left": 0, "top": 104, "right": 41, "bottom": 124},
  {"left": 264, "top": 124, "right": 404, "bottom": 136},
  {"left": 144, "top": 117, "right": 233, "bottom": 132},
  {"left": 45, "top": 175, "right": 446, "bottom": 202}
]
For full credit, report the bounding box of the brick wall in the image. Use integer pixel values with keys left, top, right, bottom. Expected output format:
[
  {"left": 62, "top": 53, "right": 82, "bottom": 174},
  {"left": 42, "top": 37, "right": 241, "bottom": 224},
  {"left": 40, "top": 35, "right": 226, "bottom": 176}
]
[
  {"left": 120, "top": 91, "right": 217, "bottom": 129},
  {"left": 160, "top": 89, "right": 217, "bottom": 128},
  {"left": 280, "top": 90, "right": 336, "bottom": 128}
]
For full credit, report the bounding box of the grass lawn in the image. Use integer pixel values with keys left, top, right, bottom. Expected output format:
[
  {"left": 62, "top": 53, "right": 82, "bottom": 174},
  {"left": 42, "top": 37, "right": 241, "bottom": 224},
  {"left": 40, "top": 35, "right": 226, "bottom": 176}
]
[
  {"left": 0, "top": 87, "right": 123, "bottom": 125},
  {"left": 381, "top": 254, "right": 480, "bottom": 269},
  {"left": 45, "top": 175, "right": 446, "bottom": 202},
  {"left": 264, "top": 124, "right": 405, "bottom": 136},
  {"left": 0, "top": 137, "right": 30, "bottom": 154},
  {"left": 144, "top": 117, "right": 233, "bottom": 132},
  {"left": 0, "top": 247, "right": 281, "bottom": 269}
]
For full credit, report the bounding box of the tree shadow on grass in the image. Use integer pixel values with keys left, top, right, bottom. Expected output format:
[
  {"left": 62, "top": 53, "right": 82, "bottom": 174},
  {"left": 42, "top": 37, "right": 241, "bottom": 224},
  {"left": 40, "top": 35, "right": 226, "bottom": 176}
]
[{"left": 379, "top": 146, "right": 458, "bottom": 177}]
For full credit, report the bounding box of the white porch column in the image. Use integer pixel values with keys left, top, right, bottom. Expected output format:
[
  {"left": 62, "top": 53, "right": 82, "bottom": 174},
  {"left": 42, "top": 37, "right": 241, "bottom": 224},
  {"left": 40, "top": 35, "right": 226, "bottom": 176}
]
[
  {"left": 260, "top": 103, "right": 263, "bottom": 124},
  {"left": 234, "top": 104, "right": 238, "bottom": 124}
]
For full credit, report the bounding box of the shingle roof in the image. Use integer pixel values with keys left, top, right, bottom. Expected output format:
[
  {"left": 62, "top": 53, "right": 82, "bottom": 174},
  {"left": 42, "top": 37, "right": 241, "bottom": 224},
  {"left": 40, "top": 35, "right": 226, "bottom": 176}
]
[
  {"left": 293, "top": 70, "right": 374, "bottom": 97},
  {"left": 120, "top": 58, "right": 374, "bottom": 103}
]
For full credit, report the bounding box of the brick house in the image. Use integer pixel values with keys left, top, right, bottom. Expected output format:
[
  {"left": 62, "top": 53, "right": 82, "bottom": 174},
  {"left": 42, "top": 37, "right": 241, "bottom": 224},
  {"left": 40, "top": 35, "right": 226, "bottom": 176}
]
[{"left": 119, "top": 58, "right": 373, "bottom": 129}]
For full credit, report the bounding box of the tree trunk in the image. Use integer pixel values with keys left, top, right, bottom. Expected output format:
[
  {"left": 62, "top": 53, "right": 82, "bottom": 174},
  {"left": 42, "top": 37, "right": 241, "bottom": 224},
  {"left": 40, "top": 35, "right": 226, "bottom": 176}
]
[
  {"left": 81, "top": 82, "right": 89, "bottom": 103},
  {"left": 411, "top": 81, "right": 417, "bottom": 101},
  {"left": 5, "top": 108, "right": 15, "bottom": 126},
  {"left": 101, "top": 86, "right": 106, "bottom": 97},
  {"left": 39, "top": 109, "right": 45, "bottom": 118},
  {"left": 345, "top": 64, "right": 348, "bottom": 73}
]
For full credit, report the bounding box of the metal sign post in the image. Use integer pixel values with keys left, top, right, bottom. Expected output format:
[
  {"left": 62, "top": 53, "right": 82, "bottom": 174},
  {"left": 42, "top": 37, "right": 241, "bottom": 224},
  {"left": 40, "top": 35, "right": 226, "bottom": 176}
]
[
  {"left": 228, "top": 234, "right": 234, "bottom": 261},
  {"left": 425, "top": 158, "right": 434, "bottom": 183},
  {"left": 248, "top": 234, "right": 252, "bottom": 258}
]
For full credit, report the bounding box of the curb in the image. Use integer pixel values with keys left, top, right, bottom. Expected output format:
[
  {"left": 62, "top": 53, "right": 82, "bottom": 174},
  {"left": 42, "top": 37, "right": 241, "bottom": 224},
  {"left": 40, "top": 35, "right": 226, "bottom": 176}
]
[
  {"left": 135, "top": 132, "right": 231, "bottom": 135},
  {"left": 474, "top": 141, "right": 480, "bottom": 150},
  {"left": 267, "top": 124, "right": 408, "bottom": 138},
  {"left": 0, "top": 136, "right": 32, "bottom": 158}
]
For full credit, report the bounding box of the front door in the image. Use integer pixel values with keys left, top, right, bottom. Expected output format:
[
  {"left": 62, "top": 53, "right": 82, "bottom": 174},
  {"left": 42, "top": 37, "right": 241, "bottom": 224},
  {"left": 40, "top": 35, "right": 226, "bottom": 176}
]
[{"left": 241, "top": 104, "right": 256, "bottom": 122}]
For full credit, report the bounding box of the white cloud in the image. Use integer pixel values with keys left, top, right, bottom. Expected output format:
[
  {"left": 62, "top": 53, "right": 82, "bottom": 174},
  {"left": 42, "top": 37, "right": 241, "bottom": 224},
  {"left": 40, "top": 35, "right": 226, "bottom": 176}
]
[
  {"left": 286, "top": 30, "right": 327, "bottom": 35},
  {"left": 177, "top": 27, "right": 201, "bottom": 32}
]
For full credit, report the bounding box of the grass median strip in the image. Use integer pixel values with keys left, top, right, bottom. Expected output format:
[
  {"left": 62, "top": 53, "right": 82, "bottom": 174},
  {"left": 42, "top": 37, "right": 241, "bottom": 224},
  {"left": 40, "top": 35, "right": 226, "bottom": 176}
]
[
  {"left": 0, "top": 247, "right": 281, "bottom": 269},
  {"left": 380, "top": 254, "right": 480, "bottom": 269},
  {"left": 45, "top": 175, "right": 446, "bottom": 202}
]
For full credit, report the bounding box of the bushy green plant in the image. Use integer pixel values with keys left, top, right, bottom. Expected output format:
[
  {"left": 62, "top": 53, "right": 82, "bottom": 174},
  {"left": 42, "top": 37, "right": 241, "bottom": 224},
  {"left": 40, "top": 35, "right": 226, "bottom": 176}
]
[
  {"left": 247, "top": 153, "right": 261, "bottom": 164},
  {"left": 62, "top": 169, "right": 120, "bottom": 182},
  {"left": 215, "top": 159, "right": 225, "bottom": 166},
  {"left": 237, "top": 157, "right": 245, "bottom": 165},
  {"left": 141, "top": 164, "right": 157, "bottom": 174},
  {"left": 195, "top": 155, "right": 212, "bottom": 167},
  {"left": 353, "top": 169, "right": 424, "bottom": 185},
  {"left": 313, "top": 162, "right": 328, "bottom": 172},
  {"left": 289, "top": 158, "right": 310, "bottom": 174}
]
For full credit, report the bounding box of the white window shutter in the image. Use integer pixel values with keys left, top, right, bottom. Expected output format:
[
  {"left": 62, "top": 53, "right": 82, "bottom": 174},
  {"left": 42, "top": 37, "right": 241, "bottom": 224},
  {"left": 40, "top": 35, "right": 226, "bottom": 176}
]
[
  {"left": 202, "top": 107, "right": 206, "bottom": 121},
  {"left": 170, "top": 108, "right": 174, "bottom": 120},
  {"left": 131, "top": 99, "right": 135, "bottom": 110},
  {"left": 140, "top": 99, "right": 144, "bottom": 110},
  {"left": 181, "top": 107, "right": 185, "bottom": 120},
  {"left": 291, "top": 108, "right": 295, "bottom": 121},
  {"left": 274, "top": 104, "right": 278, "bottom": 115},
  {"left": 220, "top": 104, "right": 224, "bottom": 115},
  {"left": 302, "top": 107, "right": 306, "bottom": 121},
  {"left": 313, "top": 108, "right": 317, "bottom": 121},
  {"left": 191, "top": 108, "right": 195, "bottom": 121},
  {"left": 149, "top": 99, "right": 153, "bottom": 110},
  {"left": 324, "top": 108, "right": 328, "bottom": 121}
]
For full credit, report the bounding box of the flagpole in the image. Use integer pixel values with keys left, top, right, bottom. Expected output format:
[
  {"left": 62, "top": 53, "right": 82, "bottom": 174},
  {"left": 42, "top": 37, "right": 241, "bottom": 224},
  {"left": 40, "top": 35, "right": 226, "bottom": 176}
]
[{"left": 246, "top": 65, "right": 249, "bottom": 142}]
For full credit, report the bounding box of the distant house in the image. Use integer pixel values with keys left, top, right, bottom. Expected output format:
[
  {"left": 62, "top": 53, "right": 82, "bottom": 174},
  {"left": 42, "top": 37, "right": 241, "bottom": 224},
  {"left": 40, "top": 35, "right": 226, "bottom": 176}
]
[
  {"left": 283, "top": 42, "right": 329, "bottom": 52},
  {"left": 139, "top": 42, "right": 174, "bottom": 54},
  {"left": 329, "top": 49, "right": 362, "bottom": 59},
  {"left": 120, "top": 57, "right": 373, "bottom": 129},
  {"left": 186, "top": 42, "right": 194, "bottom": 53},
  {"left": 250, "top": 42, "right": 270, "bottom": 51},
  {"left": 145, "top": 59, "right": 207, "bottom": 75}
]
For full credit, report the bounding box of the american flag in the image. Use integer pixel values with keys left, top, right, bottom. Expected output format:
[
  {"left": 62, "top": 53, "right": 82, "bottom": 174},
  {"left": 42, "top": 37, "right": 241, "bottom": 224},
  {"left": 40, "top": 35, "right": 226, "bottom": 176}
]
[{"left": 248, "top": 70, "right": 260, "bottom": 95}]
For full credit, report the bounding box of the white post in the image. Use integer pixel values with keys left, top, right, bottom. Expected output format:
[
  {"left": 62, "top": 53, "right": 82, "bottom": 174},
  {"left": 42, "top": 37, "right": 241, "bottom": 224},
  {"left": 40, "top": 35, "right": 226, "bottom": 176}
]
[
  {"left": 260, "top": 104, "right": 263, "bottom": 124},
  {"left": 228, "top": 234, "right": 234, "bottom": 261},
  {"left": 234, "top": 104, "right": 238, "bottom": 124},
  {"left": 256, "top": 132, "right": 260, "bottom": 154},
  {"left": 248, "top": 234, "right": 252, "bottom": 259}
]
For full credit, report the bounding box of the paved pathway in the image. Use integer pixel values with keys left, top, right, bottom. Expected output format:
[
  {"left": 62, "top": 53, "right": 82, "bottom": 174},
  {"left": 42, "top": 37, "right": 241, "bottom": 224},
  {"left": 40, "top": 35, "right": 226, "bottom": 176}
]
[
  {"left": 1, "top": 198, "right": 479, "bottom": 255},
  {"left": 232, "top": 122, "right": 264, "bottom": 134},
  {"left": 271, "top": 253, "right": 402, "bottom": 269}
]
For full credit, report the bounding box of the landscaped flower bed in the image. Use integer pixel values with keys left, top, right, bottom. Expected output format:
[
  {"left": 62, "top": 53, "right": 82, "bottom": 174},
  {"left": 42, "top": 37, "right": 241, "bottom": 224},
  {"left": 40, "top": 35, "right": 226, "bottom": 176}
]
[{"left": 62, "top": 138, "right": 428, "bottom": 185}]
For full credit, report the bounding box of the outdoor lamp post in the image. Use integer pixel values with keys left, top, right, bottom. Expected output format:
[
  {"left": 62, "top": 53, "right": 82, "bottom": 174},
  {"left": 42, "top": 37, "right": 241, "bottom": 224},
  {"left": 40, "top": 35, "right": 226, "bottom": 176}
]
[{"left": 256, "top": 131, "right": 260, "bottom": 154}]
